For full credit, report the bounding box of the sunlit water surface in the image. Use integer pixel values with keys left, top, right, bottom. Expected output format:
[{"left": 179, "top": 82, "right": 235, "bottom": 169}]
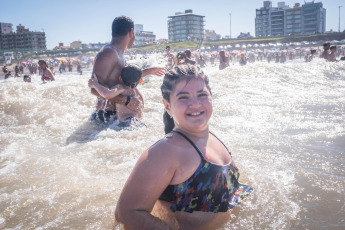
[{"left": 0, "top": 55, "right": 344, "bottom": 229}]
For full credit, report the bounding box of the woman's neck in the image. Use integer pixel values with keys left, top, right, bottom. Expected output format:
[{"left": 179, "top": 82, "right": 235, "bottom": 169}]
[{"left": 174, "top": 127, "right": 209, "bottom": 139}]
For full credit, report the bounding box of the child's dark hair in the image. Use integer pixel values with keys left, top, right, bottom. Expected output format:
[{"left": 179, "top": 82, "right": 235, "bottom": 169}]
[
  {"left": 161, "top": 64, "right": 211, "bottom": 134},
  {"left": 121, "top": 64, "right": 142, "bottom": 88},
  {"left": 112, "top": 16, "right": 134, "bottom": 37}
]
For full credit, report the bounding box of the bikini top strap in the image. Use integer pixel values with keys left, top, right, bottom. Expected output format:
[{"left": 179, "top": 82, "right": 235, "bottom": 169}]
[
  {"left": 172, "top": 130, "right": 205, "bottom": 160},
  {"left": 209, "top": 131, "right": 232, "bottom": 156}
]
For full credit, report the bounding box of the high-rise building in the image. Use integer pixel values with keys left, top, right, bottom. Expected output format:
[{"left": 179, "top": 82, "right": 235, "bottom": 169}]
[
  {"left": 0, "top": 23, "right": 46, "bottom": 50},
  {"left": 270, "top": 3, "right": 285, "bottom": 36},
  {"left": 0, "top": 23, "right": 13, "bottom": 34},
  {"left": 133, "top": 24, "right": 156, "bottom": 46},
  {"left": 168, "top": 9, "right": 205, "bottom": 42},
  {"left": 302, "top": 1, "right": 326, "bottom": 34},
  {"left": 255, "top": 1, "right": 272, "bottom": 37},
  {"left": 0, "top": 22, "right": 13, "bottom": 50},
  {"left": 285, "top": 3, "right": 303, "bottom": 35},
  {"left": 255, "top": 1, "right": 326, "bottom": 37}
]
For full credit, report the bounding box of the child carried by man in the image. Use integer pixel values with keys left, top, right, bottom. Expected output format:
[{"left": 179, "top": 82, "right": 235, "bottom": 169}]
[{"left": 88, "top": 63, "right": 145, "bottom": 128}]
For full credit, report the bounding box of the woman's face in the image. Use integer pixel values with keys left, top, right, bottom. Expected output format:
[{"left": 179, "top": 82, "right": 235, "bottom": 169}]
[
  {"left": 164, "top": 77, "right": 212, "bottom": 133},
  {"left": 38, "top": 62, "right": 46, "bottom": 70}
]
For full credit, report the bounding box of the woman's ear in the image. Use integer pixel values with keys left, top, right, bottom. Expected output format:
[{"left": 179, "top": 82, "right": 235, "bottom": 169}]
[{"left": 163, "top": 99, "right": 171, "bottom": 115}]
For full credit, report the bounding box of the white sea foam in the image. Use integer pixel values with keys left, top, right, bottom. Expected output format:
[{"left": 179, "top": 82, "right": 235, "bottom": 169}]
[{"left": 0, "top": 55, "right": 344, "bottom": 229}]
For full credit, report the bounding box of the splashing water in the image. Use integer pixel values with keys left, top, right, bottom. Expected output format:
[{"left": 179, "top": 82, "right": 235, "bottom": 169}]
[{"left": 0, "top": 56, "right": 344, "bottom": 229}]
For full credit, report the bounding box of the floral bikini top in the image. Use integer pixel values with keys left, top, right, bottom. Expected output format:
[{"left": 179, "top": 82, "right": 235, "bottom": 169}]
[{"left": 158, "top": 130, "right": 253, "bottom": 213}]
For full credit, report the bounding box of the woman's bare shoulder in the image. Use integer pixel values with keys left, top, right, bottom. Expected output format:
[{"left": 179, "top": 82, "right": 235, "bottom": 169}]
[{"left": 143, "top": 133, "right": 187, "bottom": 162}]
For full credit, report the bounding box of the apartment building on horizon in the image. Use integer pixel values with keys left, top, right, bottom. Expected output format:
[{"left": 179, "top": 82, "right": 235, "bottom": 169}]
[
  {"left": 0, "top": 23, "right": 46, "bottom": 50},
  {"left": 134, "top": 24, "right": 156, "bottom": 46},
  {"left": 168, "top": 9, "right": 205, "bottom": 43},
  {"left": 255, "top": 1, "right": 326, "bottom": 37}
]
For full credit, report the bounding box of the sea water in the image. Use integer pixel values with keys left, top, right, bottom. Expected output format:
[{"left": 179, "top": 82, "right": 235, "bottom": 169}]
[{"left": 0, "top": 55, "right": 344, "bottom": 229}]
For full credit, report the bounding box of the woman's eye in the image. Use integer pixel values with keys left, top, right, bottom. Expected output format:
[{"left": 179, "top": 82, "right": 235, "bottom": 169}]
[{"left": 178, "top": 96, "right": 188, "bottom": 100}]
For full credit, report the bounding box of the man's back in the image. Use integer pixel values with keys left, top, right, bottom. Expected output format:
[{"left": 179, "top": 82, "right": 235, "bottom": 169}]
[{"left": 92, "top": 44, "right": 126, "bottom": 110}]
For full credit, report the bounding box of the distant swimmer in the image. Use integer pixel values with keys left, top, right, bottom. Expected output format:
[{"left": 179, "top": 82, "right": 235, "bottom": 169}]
[
  {"left": 305, "top": 49, "right": 316, "bottom": 62},
  {"left": 320, "top": 42, "right": 330, "bottom": 60},
  {"left": 184, "top": 49, "right": 196, "bottom": 65},
  {"left": 165, "top": 46, "right": 176, "bottom": 69},
  {"left": 89, "top": 64, "right": 145, "bottom": 129},
  {"left": 38, "top": 60, "right": 55, "bottom": 82},
  {"left": 2, "top": 65, "right": 8, "bottom": 74},
  {"left": 175, "top": 50, "right": 196, "bottom": 66},
  {"left": 90, "top": 16, "right": 165, "bottom": 123},
  {"left": 239, "top": 53, "right": 247, "bottom": 66},
  {"left": 219, "top": 50, "right": 229, "bottom": 70},
  {"left": 4, "top": 71, "right": 12, "bottom": 79},
  {"left": 15, "top": 65, "right": 20, "bottom": 77},
  {"left": 328, "top": 46, "right": 338, "bottom": 62},
  {"left": 77, "top": 63, "right": 83, "bottom": 75},
  {"left": 23, "top": 75, "right": 31, "bottom": 83}
]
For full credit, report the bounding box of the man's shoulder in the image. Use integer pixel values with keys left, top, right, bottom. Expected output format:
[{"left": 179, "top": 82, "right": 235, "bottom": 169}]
[
  {"left": 95, "top": 49, "right": 119, "bottom": 67},
  {"left": 100, "top": 48, "right": 117, "bottom": 55},
  {"left": 97, "top": 45, "right": 118, "bottom": 58}
]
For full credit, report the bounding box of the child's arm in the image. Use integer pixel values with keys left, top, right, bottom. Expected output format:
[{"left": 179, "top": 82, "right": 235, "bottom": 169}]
[
  {"left": 88, "top": 74, "right": 125, "bottom": 100},
  {"left": 142, "top": 67, "right": 166, "bottom": 78}
]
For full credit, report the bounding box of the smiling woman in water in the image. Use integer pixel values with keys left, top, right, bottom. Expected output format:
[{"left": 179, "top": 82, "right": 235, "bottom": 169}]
[{"left": 115, "top": 64, "right": 253, "bottom": 230}]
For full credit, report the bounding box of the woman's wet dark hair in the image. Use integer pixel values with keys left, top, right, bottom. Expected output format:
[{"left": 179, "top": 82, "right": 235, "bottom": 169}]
[
  {"left": 38, "top": 60, "right": 47, "bottom": 65},
  {"left": 161, "top": 64, "right": 211, "bottom": 134},
  {"left": 112, "top": 16, "right": 134, "bottom": 37}
]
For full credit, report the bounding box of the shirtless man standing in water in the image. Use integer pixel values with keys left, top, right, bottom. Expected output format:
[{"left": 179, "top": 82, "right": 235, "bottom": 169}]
[{"left": 91, "top": 16, "right": 165, "bottom": 122}]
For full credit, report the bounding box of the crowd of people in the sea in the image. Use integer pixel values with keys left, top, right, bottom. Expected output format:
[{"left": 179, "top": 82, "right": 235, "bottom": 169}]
[
  {"left": 1, "top": 57, "right": 92, "bottom": 83},
  {"left": 160, "top": 40, "right": 345, "bottom": 71}
]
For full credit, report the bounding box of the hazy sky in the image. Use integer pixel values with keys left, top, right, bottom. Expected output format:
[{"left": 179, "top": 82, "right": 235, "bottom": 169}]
[{"left": 2, "top": 0, "right": 344, "bottom": 49}]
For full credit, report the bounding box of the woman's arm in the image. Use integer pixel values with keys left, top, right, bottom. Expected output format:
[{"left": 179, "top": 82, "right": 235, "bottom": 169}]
[
  {"left": 45, "top": 69, "right": 55, "bottom": 81},
  {"left": 88, "top": 74, "right": 125, "bottom": 100},
  {"left": 115, "top": 141, "right": 177, "bottom": 230}
]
